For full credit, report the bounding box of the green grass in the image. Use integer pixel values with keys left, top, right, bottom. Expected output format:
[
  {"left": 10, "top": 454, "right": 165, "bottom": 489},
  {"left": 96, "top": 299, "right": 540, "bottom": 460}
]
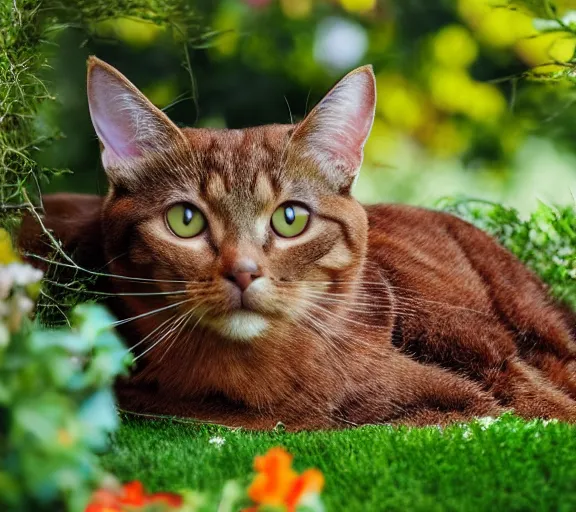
[{"left": 102, "top": 415, "right": 576, "bottom": 511}]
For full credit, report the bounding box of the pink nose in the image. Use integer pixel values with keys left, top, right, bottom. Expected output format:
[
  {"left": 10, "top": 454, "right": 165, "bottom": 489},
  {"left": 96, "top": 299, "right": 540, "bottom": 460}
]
[
  {"left": 225, "top": 271, "right": 262, "bottom": 291},
  {"left": 224, "top": 259, "right": 263, "bottom": 292}
]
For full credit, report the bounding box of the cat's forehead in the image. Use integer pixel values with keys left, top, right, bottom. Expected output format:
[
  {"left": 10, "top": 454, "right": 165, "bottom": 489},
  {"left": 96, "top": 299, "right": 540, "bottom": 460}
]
[
  {"left": 164, "top": 125, "right": 318, "bottom": 203},
  {"left": 129, "top": 124, "right": 329, "bottom": 214},
  {"left": 183, "top": 126, "right": 291, "bottom": 211},
  {"left": 183, "top": 125, "right": 291, "bottom": 184}
]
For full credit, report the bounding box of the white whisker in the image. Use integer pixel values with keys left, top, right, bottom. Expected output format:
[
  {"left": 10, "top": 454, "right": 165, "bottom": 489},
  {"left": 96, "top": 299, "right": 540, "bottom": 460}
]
[{"left": 112, "top": 297, "right": 193, "bottom": 327}]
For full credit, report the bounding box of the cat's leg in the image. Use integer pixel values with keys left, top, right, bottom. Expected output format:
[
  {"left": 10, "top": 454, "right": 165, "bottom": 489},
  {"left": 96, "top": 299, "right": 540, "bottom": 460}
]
[
  {"left": 337, "top": 353, "right": 504, "bottom": 427},
  {"left": 487, "top": 357, "right": 576, "bottom": 421},
  {"left": 392, "top": 295, "right": 576, "bottom": 420},
  {"left": 115, "top": 379, "right": 341, "bottom": 430},
  {"left": 446, "top": 214, "right": 576, "bottom": 401}
]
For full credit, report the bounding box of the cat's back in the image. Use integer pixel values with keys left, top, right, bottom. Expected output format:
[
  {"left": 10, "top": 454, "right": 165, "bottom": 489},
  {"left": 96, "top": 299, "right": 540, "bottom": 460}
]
[
  {"left": 366, "top": 202, "right": 482, "bottom": 251},
  {"left": 364, "top": 203, "right": 539, "bottom": 307},
  {"left": 365, "top": 202, "right": 575, "bottom": 334}
]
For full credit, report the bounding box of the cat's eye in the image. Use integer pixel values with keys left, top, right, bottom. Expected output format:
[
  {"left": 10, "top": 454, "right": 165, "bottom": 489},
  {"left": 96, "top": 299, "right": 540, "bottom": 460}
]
[
  {"left": 271, "top": 203, "right": 310, "bottom": 238},
  {"left": 166, "top": 203, "right": 206, "bottom": 238}
]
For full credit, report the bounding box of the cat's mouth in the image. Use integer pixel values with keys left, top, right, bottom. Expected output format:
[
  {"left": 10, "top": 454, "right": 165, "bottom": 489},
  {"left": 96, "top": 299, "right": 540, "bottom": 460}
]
[
  {"left": 192, "top": 277, "right": 289, "bottom": 340},
  {"left": 203, "top": 310, "right": 269, "bottom": 341}
]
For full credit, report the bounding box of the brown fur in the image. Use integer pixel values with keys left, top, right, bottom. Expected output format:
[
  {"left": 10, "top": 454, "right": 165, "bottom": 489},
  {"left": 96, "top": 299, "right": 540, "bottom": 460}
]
[{"left": 17, "top": 59, "right": 576, "bottom": 430}]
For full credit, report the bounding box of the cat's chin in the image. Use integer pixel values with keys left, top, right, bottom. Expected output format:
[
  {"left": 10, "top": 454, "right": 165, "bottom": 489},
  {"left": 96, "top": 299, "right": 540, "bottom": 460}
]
[{"left": 204, "top": 310, "right": 269, "bottom": 341}]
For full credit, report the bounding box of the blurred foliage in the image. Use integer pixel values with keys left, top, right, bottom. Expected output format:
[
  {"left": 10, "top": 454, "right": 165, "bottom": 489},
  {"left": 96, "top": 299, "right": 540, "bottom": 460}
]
[
  {"left": 440, "top": 199, "right": 576, "bottom": 307},
  {"left": 0, "top": 231, "right": 130, "bottom": 512},
  {"left": 0, "top": 0, "right": 203, "bottom": 214},
  {"left": 17, "top": 0, "right": 572, "bottom": 211},
  {"left": 0, "top": 2, "right": 196, "bottom": 511}
]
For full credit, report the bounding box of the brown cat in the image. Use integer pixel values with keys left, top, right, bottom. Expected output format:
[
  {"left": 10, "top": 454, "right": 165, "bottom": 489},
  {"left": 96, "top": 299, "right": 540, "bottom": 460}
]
[{"left": 19, "top": 57, "right": 576, "bottom": 430}]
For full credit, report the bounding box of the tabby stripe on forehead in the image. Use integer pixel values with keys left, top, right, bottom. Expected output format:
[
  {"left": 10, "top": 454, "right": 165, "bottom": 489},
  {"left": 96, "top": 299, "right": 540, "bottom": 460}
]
[
  {"left": 268, "top": 172, "right": 283, "bottom": 197},
  {"left": 261, "top": 139, "right": 285, "bottom": 195},
  {"left": 205, "top": 173, "right": 229, "bottom": 205},
  {"left": 249, "top": 171, "right": 260, "bottom": 194}
]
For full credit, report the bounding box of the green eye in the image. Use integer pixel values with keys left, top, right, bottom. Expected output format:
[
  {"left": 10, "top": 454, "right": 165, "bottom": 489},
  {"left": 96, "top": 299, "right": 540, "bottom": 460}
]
[
  {"left": 166, "top": 203, "right": 206, "bottom": 238},
  {"left": 271, "top": 203, "right": 310, "bottom": 238}
]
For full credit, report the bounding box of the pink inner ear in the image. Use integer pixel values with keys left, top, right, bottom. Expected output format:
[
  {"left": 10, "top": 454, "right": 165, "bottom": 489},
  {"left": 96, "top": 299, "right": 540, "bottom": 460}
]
[
  {"left": 94, "top": 114, "right": 143, "bottom": 160},
  {"left": 298, "top": 67, "right": 376, "bottom": 175},
  {"left": 88, "top": 65, "right": 164, "bottom": 168}
]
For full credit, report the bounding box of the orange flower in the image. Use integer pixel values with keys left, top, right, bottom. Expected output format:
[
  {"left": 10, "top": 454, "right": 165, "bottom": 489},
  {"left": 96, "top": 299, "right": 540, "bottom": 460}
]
[
  {"left": 246, "top": 447, "right": 324, "bottom": 512},
  {"left": 86, "top": 481, "right": 183, "bottom": 511},
  {"left": 85, "top": 489, "right": 122, "bottom": 512}
]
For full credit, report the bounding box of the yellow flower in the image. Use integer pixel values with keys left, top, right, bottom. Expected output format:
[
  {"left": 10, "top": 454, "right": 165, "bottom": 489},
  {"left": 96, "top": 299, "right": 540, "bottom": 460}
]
[
  {"left": 476, "top": 7, "right": 535, "bottom": 47},
  {"left": 432, "top": 25, "right": 478, "bottom": 68},
  {"left": 364, "top": 119, "right": 402, "bottom": 161},
  {"left": 376, "top": 74, "right": 426, "bottom": 132},
  {"left": 57, "top": 429, "right": 75, "bottom": 447},
  {"left": 516, "top": 32, "right": 576, "bottom": 73},
  {"left": 458, "top": 0, "right": 492, "bottom": 27},
  {"left": 0, "top": 229, "right": 19, "bottom": 265},
  {"left": 458, "top": 0, "right": 536, "bottom": 47},
  {"left": 428, "top": 68, "right": 475, "bottom": 113},
  {"left": 280, "top": 0, "right": 312, "bottom": 19},
  {"left": 340, "top": 0, "right": 376, "bottom": 13},
  {"left": 428, "top": 68, "right": 505, "bottom": 122},
  {"left": 464, "top": 82, "right": 507, "bottom": 122},
  {"left": 93, "top": 18, "right": 164, "bottom": 48},
  {"left": 426, "top": 120, "right": 469, "bottom": 158}
]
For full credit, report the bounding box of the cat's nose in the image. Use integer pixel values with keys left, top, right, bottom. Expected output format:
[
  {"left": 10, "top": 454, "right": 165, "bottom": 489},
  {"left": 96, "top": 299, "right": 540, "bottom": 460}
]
[{"left": 224, "top": 259, "right": 263, "bottom": 292}]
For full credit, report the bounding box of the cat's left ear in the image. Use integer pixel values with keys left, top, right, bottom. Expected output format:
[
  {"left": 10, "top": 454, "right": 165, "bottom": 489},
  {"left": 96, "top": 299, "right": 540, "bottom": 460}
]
[{"left": 292, "top": 65, "right": 376, "bottom": 192}]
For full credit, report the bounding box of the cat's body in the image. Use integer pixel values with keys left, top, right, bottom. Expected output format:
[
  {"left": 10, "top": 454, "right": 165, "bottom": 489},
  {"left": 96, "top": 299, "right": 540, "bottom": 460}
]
[{"left": 19, "top": 58, "right": 576, "bottom": 429}]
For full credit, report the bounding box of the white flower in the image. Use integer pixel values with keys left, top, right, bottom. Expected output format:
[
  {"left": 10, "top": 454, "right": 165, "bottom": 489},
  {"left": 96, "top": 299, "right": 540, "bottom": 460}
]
[
  {"left": 8, "top": 263, "right": 43, "bottom": 286},
  {"left": 209, "top": 436, "right": 226, "bottom": 448},
  {"left": 314, "top": 17, "right": 368, "bottom": 72},
  {"left": 14, "top": 295, "right": 34, "bottom": 315},
  {"left": 0, "top": 270, "right": 13, "bottom": 300},
  {"left": 0, "top": 263, "right": 43, "bottom": 300},
  {"left": 541, "top": 419, "right": 558, "bottom": 426},
  {"left": 0, "top": 323, "right": 9, "bottom": 348},
  {"left": 0, "top": 262, "right": 42, "bottom": 333},
  {"left": 477, "top": 416, "right": 497, "bottom": 429}
]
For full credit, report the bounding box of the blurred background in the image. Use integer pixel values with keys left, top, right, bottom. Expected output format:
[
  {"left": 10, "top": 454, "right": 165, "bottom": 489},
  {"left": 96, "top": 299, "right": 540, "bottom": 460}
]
[{"left": 37, "top": 0, "right": 576, "bottom": 214}]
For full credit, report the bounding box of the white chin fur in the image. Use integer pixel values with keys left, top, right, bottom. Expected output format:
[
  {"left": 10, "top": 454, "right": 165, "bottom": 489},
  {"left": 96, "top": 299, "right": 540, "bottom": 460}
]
[{"left": 210, "top": 311, "right": 268, "bottom": 341}]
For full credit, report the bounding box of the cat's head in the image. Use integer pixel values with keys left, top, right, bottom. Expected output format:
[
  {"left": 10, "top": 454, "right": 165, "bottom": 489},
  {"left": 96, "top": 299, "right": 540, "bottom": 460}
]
[{"left": 87, "top": 57, "right": 376, "bottom": 341}]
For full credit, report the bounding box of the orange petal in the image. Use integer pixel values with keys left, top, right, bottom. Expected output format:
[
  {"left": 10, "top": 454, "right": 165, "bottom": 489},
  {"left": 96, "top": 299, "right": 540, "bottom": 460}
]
[
  {"left": 248, "top": 449, "right": 297, "bottom": 505},
  {"left": 85, "top": 504, "right": 121, "bottom": 512},
  {"left": 254, "top": 447, "right": 293, "bottom": 472},
  {"left": 285, "top": 469, "right": 325, "bottom": 510},
  {"left": 119, "top": 481, "right": 146, "bottom": 506},
  {"left": 248, "top": 473, "right": 289, "bottom": 505},
  {"left": 301, "top": 469, "right": 325, "bottom": 494},
  {"left": 86, "top": 489, "right": 121, "bottom": 510}
]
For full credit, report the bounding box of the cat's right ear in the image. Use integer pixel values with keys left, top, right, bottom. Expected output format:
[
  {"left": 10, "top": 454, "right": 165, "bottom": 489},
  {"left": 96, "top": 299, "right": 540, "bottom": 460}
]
[{"left": 87, "top": 56, "right": 187, "bottom": 183}]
